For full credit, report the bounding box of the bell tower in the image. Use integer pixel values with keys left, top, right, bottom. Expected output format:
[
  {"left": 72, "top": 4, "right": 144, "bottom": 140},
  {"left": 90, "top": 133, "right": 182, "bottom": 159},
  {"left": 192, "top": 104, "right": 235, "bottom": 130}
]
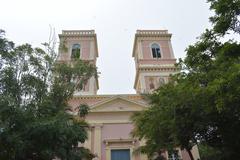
[
  {"left": 132, "top": 30, "right": 178, "bottom": 93},
  {"left": 57, "top": 30, "right": 99, "bottom": 95}
]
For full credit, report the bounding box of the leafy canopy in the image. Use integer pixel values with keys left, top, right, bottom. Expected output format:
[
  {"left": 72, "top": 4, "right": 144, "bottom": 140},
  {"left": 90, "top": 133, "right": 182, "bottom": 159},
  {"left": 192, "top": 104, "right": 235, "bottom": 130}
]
[
  {"left": 132, "top": 0, "right": 240, "bottom": 160},
  {"left": 0, "top": 30, "right": 97, "bottom": 160}
]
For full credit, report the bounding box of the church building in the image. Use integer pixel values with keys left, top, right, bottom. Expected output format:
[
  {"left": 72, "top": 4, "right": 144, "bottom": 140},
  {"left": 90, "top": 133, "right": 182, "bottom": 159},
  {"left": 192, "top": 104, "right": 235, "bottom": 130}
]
[{"left": 57, "top": 30, "right": 200, "bottom": 160}]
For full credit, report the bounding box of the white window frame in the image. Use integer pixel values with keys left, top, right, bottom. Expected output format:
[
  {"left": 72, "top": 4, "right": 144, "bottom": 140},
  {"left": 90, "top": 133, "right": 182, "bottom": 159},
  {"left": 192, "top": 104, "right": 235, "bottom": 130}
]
[
  {"left": 70, "top": 43, "right": 81, "bottom": 59},
  {"left": 104, "top": 139, "right": 136, "bottom": 160},
  {"left": 149, "top": 42, "right": 162, "bottom": 59}
]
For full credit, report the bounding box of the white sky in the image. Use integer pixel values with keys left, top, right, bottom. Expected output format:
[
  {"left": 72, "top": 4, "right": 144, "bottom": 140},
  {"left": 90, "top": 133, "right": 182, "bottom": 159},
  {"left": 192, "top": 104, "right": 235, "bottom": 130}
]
[{"left": 1, "top": 0, "right": 213, "bottom": 94}]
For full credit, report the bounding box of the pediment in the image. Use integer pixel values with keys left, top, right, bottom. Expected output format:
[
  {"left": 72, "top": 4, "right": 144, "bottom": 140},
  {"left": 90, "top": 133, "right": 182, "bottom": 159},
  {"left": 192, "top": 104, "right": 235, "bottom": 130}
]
[{"left": 90, "top": 96, "right": 148, "bottom": 113}]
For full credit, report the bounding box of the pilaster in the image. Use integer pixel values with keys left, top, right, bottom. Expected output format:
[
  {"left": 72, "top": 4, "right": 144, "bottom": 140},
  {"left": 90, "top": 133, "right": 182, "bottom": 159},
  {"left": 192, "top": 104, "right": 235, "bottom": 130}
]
[{"left": 93, "top": 124, "right": 103, "bottom": 159}]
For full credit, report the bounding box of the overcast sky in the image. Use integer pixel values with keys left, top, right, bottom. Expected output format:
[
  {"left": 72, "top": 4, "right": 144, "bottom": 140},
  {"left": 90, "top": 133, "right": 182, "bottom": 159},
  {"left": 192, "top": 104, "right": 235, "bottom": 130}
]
[{"left": 1, "top": 0, "right": 213, "bottom": 94}]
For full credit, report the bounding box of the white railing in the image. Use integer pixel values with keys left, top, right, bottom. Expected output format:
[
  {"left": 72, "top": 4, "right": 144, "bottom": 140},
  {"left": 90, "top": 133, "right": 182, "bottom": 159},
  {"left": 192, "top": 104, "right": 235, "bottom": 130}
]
[
  {"left": 62, "top": 30, "right": 95, "bottom": 35},
  {"left": 136, "top": 30, "right": 168, "bottom": 35}
]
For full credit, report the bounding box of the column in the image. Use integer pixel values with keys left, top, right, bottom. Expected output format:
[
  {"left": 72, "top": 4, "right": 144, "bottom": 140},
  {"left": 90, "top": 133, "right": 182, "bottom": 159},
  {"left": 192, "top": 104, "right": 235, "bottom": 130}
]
[
  {"left": 94, "top": 124, "right": 102, "bottom": 159},
  {"left": 83, "top": 127, "right": 92, "bottom": 150}
]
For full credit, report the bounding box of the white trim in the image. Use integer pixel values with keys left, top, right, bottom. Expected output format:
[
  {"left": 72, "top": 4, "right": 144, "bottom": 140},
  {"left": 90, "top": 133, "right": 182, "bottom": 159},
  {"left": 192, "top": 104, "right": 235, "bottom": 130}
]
[
  {"left": 73, "top": 90, "right": 95, "bottom": 96},
  {"left": 94, "top": 125, "right": 102, "bottom": 159},
  {"left": 140, "top": 74, "right": 146, "bottom": 93},
  {"left": 69, "top": 42, "right": 82, "bottom": 59},
  {"left": 83, "top": 128, "right": 92, "bottom": 149},
  {"left": 139, "top": 64, "right": 175, "bottom": 67},
  {"left": 105, "top": 141, "right": 135, "bottom": 160},
  {"left": 168, "top": 40, "right": 175, "bottom": 58},
  {"left": 90, "top": 95, "right": 148, "bottom": 109},
  {"left": 104, "top": 139, "right": 136, "bottom": 144},
  {"left": 90, "top": 40, "right": 95, "bottom": 59},
  {"left": 89, "top": 76, "right": 95, "bottom": 94},
  {"left": 141, "top": 72, "right": 175, "bottom": 77},
  {"left": 138, "top": 40, "right": 143, "bottom": 59}
]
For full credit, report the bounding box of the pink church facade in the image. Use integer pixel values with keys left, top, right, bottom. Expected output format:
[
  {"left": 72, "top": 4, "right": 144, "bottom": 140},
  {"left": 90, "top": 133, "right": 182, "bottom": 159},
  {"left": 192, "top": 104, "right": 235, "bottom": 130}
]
[{"left": 57, "top": 30, "right": 200, "bottom": 160}]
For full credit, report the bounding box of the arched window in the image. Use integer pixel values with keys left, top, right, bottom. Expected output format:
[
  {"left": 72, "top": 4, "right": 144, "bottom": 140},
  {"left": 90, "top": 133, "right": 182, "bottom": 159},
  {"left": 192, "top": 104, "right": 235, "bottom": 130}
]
[
  {"left": 71, "top": 44, "right": 81, "bottom": 59},
  {"left": 151, "top": 43, "right": 161, "bottom": 58}
]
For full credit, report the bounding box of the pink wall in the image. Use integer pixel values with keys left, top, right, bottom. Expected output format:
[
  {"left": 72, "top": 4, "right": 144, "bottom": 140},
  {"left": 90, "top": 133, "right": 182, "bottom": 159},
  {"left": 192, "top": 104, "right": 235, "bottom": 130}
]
[
  {"left": 141, "top": 40, "right": 172, "bottom": 59},
  {"left": 57, "top": 52, "right": 69, "bottom": 61},
  {"left": 145, "top": 76, "right": 169, "bottom": 90},
  {"left": 181, "top": 149, "right": 192, "bottom": 160},
  {"left": 80, "top": 40, "right": 91, "bottom": 60},
  {"left": 83, "top": 80, "right": 90, "bottom": 91},
  {"left": 101, "top": 123, "right": 134, "bottom": 160},
  {"left": 58, "top": 40, "right": 91, "bottom": 61}
]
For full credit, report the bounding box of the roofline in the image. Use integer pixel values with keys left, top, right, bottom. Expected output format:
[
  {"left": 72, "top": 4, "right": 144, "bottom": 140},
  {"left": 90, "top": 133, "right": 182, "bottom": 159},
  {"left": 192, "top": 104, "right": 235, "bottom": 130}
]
[
  {"left": 90, "top": 95, "right": 148, "bottom": 109},
  {"left": 72, "top": 93, "right": 143, "bottom": 100},
  {"left": 58, "top": 30, "right": 99, "bottom": 57}
]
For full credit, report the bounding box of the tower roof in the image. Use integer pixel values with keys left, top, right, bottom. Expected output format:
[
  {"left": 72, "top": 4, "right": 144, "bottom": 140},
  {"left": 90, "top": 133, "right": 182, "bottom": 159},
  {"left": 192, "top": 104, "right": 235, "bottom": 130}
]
[
  {"left": 57, "top": 30, "right": 99, "bottom": 93},
  {"left": 58, "top": 30, "right": 99, "bottom": 57},
  {"left": 59, "top": 30, "right": 96, "bottom": 36},
  {"left": 132, "top": 30, "right": 172, "bottom": 57}
]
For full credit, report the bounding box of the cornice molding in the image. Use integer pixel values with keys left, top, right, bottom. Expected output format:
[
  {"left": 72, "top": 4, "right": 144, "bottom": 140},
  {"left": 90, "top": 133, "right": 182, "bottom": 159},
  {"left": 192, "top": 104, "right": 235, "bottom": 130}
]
[
  {"left": 134, "top": 66, "right": 179, "bottom": 89},
  {"left": 71, "top": 94, "right": 143, "bottom": 100}
]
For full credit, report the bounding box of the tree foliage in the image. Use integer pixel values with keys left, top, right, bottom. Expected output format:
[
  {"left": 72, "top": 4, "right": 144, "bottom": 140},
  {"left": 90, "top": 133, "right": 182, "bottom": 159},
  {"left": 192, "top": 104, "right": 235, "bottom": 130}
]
[
  {"left": 0, "top": 30, "right": 97, "bottom": 160},
  {"left": 132, "top": 0, "right": 240, "bottom": 160},
  {"left": 208, "top": 0, "right": 240, "bottom": 34},
  {"left": 197, "top": 143, "right": 221, "bottom": 160}
]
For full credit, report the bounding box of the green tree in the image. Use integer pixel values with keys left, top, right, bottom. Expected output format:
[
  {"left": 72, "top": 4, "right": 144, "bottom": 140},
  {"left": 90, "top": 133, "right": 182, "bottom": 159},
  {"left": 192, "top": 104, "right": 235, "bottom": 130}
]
[
  {"left": 78, "top": 104, "right": 90, "bottom": 118},
  {"left": 132, "top": 0, "right": 240, "bottom": 160},
  {"left": 132, "top": 79, "right": 203, "bottom": 160},
  {"left": 198, "top": 144, "right": 221, "bottom": 160},
  {"left": 208, "top": 0, "right": 240, "bottom": 35},
  {"left": 0, "top": 30, "right": 97, "bottom": 160}
]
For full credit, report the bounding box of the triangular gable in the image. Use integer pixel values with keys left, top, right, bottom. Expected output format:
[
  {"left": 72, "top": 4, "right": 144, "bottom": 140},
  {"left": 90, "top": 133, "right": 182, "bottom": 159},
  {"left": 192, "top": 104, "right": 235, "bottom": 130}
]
[{"left": 90, "top": 95, "right": 148, "bottom": 112}]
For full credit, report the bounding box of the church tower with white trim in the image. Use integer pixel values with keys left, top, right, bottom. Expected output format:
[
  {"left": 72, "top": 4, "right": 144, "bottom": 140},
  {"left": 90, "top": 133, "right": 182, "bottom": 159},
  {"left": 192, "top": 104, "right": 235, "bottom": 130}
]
[
  {"left": 57, "top": 30, "right": 99, "bottom": 95},
  {"left": 132, "top": 30, "right": 178, "bottom": 93}
]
